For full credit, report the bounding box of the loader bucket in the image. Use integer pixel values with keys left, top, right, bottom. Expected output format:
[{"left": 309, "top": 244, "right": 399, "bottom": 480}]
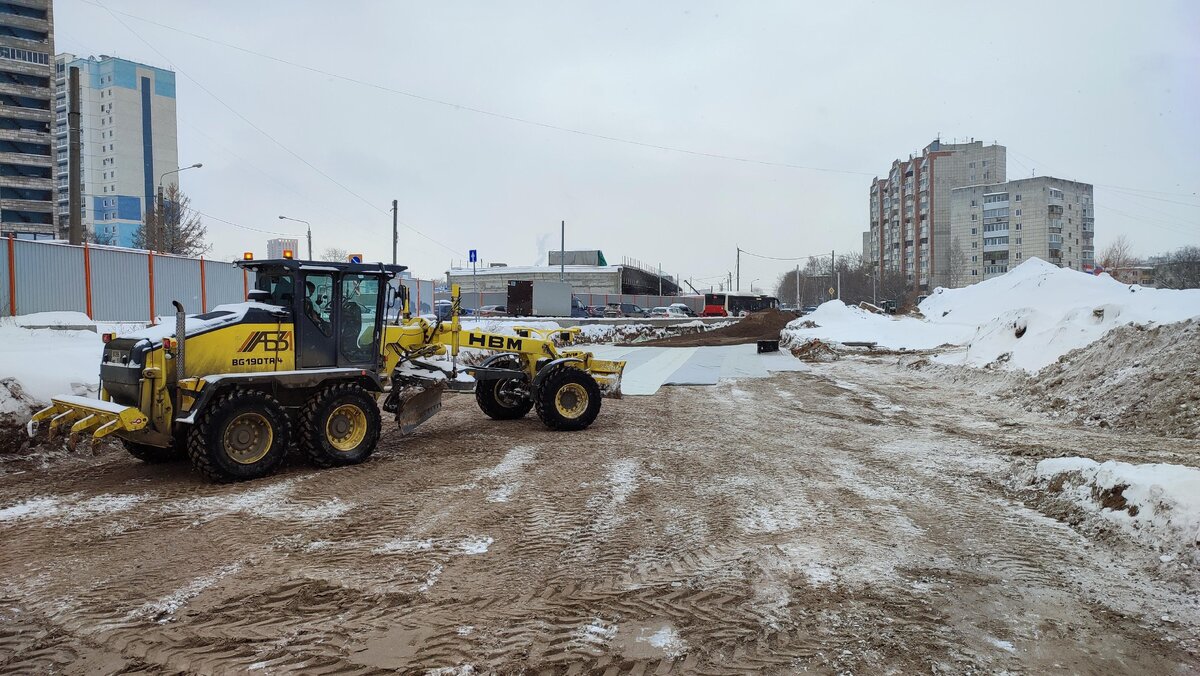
[
  {"left": 587, "top": 357, "right": 626, "bottom": 399},
  {"left": 29, "top": 395, "right": 149, "bottom": 440}
]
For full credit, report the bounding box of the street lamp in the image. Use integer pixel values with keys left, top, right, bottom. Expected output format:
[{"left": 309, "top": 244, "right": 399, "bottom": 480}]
[
  {"left": 278, "top": 215, "right": 312, "bottom": 260},
  {"left": 750, "top": 278, "right": 760, "bottom": 293},
  {"left": 153, "top": 163, "right": 202, "bottom": 251}
]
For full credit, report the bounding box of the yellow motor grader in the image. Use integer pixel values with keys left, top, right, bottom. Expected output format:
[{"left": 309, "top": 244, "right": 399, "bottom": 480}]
[{"left": 29, "top": 258, "right": 625, "bottom": 482}]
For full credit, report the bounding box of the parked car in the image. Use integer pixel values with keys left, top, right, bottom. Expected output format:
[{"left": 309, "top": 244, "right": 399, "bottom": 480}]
[
  {"left": 571, "top": 296, "right": 590, "bottom": 318},
  {"left": 801, "top": 306, "right": 818, "bottom": 315},
  {"left": 669, "top": 303, "right": 698, "bottom": 317},
  {"left": 586, "top": 305, "right": 607, "bottom": 317},
  {"left": 603, "top": 303, "right": 648, "bottom": 318},
  {"left": 648, "top": 306, "right": 690, "bottom": 318},
  {"left": 433, "top": 300, "right": 474, "bottom": 320},
  {"left": 477, "top": 304, "right": 507, "bottom": 317}
]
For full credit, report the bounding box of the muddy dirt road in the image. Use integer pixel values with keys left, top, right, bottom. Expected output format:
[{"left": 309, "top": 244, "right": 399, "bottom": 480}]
[{"left": 1, "top": 357, "right": 1197, "bottom": 673}]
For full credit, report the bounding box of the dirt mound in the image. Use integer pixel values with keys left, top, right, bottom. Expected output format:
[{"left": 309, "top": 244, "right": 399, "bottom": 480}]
[
  {"left": 1018, "top": 319, "right": 1200, "bottom": 439},
  {"left": 789, "top": 338, "right": 839, "bottom": 362},
  {"left": 626, "top": 309, "right": 796, "bottom": 347},
  {"left": 0, "top": 378, "right": 37, "bottom": 454}
]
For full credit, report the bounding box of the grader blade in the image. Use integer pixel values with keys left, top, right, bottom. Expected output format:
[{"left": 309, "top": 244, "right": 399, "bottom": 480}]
[{"left": 394, "top": 381, "right": 446, "bottom": 434}]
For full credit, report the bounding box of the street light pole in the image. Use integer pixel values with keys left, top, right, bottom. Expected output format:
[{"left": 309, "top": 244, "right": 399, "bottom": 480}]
[
  {"left": 156, "top": 162, "right": 202, "bottom": 252},
  {"left": 278, "top": 216, "right": 312, "bottom": 259}
]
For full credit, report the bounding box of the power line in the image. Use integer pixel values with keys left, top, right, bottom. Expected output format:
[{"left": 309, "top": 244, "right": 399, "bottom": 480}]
[
  {"left": 738, "top": 247, "right": 833, "bottom": 262},
  {"left": 76, "top": 0, "right": 874, "bottom": 178},
  {"left": 90, "top": 0, "right": 463, "bottom": 257}
]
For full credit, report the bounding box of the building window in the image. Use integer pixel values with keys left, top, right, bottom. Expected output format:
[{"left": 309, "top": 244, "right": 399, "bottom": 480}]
[
  {"left": 1015, "top": 209, "right": 1021, "bottom": 216},
  {"left": 1016, "top": 237, "right": 1022, "bottom": 245},
  {"left": 1015, "top": 194, "right": 1021, "bottom": 201},
  {"left": 971, "top": 241, "right": 978, "bottom": 249},
  {"left": 969, "top": 162, "right": 975, "bottom": 168},
  {"left": 971, "top": 270, "right": 978, "bottom": 276},
  {"left": 971, "top": 255, "right": 977, "bottom": 262},
  {"left": 1017, "top": 252, "right": 1022, "bottom": 259},
  {"left": 971, "top": 214, "right": 977, "bottom": 221},
  {"left": 1015, "top": 224, "right": 1022, "bottom": 230},
  {"left": 971, "top": 227, "right": 977, "bottom": 235}
]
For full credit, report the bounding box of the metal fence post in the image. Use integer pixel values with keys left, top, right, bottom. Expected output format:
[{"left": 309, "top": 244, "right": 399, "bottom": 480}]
[
  {"left": 83, "top": 242, "right": 93, "bottom": 319},
  {"left": 147, "top": 251, "right": 156, "bottom": 323},
  {"left": 6, "top": 235, "right": 15, "bottom": 316},
  {"left": 199, "top": 256, "right": 208, "bottom": 312}
]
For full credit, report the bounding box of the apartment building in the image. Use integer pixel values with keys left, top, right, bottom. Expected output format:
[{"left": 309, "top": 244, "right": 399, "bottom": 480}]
[
  {"left": 0, "top": 0, "right": 55, "bottom": 239},
  {"left": 54, "top": 53, "right": 178, "bottom": 247},
  {"left": 948, "top": 177, "right": 1095, "bottom": 286},
  {"left": 865, "top": 139, "right": 1006, "bottom": 292}
]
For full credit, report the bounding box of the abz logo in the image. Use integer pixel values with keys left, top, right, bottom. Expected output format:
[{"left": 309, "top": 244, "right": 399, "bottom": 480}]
[{"left": 238, "top": 331, "right": 292, "bottom": 352}]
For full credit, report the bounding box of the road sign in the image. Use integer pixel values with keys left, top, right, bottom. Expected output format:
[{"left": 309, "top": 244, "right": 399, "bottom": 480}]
[
  {"left": 828, "top": 287, "right": 836, "bottom": 296},
  {"left": 469, "top": 249, "right": 477, "bottom": 263},
  {"left": 348, "top": 253, "right": 363, "bottom": 264}
]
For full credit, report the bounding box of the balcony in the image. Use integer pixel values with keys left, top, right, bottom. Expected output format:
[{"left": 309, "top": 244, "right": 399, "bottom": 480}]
[
  {"left": 983, "top": 242, "right": 1009, "bottom": 253},
  {"left": 1048, "top": 204, "right": 1064, "bottom": 216}
]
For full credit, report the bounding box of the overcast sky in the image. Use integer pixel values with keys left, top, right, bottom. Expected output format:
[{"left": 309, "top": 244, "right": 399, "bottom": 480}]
[{"left": 56, "top": 1, "right": 1199, "bottom": 287}]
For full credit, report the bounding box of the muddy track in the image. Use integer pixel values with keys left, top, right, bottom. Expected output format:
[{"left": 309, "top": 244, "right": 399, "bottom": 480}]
[{"left": 0, "top": 357, "right": 1197, "bottom": 673}]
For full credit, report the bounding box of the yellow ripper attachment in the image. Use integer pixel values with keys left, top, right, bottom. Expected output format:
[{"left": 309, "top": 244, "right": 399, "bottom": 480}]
[{"left": 29, "top": 395, "right": 149, "bottom": 440}]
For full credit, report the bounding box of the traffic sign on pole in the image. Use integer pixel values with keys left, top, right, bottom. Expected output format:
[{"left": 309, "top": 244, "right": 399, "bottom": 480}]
[{"left": 468, "top": 249, "right": 477, "bottom": 263}]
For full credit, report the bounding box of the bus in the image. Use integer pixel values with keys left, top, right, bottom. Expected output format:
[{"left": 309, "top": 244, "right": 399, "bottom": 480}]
[{"left": 702, "top": 292, "right": 779, "bottom": 317}]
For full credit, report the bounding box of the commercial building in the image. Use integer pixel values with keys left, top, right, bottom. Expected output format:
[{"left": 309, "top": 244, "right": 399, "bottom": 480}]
[
  {"left": 1108, "top": 265, "right": 1155, "bottom": 287},
  {"left": 267, "top": 237, "right": 299, "bottom": 260},
  {"left": 865, "top": 139, "right": 1006, "bottom": 292},
  {"left": 446, "top": 251, "right": 680, "bottom": 296},
  {"left": 948, "top": 177, "right": 1094, "bottom": 286},
  {"left": 0, "top": 0, "right": 55, "bottom": 240},
  {"left": 54, "top": 53, "right": 178, "bottom": 247}
]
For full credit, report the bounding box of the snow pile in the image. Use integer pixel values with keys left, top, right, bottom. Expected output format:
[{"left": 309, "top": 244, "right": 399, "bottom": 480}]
[
  {"left": 782, "top": 259, "right": 1200, "bottom": 372},
  {"left": 1032, "top": 457, "right": 1200, "bottom": 560},
  {"left": 784, "top": 302, "right": 970, "bottom": 351},
  {"left": 574, "top": 320, "right": 731, "bottom": 345},
  {"left": 1020, "top": 319, "right": 1200, "bottom": 438},
  {"left": 0, "top": 315, "right": 103, "bottom": 404}
]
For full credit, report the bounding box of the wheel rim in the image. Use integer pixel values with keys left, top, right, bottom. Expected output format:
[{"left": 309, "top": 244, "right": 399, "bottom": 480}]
[
  {"left": 554, "top": 382, "right": 589, "bottom": 419},
  {"left": 223, "top": 412, "right": 273, "bottom": 464},
  {"left": 494, "top": 380, "right": 525, "bottom": 408},
  {"left": 326, "top": 403, "right": 368, "bottom": 452}
]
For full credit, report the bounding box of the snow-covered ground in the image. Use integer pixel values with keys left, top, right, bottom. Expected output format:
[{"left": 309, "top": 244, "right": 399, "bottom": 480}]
[
  {"left": 0, "top": 313, "right": 104, "bottom": 404},
  {"left": 1030, "top": 457, "right": 1200, "bottom": 561},
  {"left": 783, "top": 258, "right": 1200, "bottom": 372}
]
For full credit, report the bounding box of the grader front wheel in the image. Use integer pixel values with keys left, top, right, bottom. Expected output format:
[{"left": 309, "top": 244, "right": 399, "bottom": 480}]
[
  {"left": 186, "top": 388, "right": 291, "bottom": 482},
  {"left": 300, "top": 383, "right": 382, "bottom": 468},
  {"left": 534, "top": 366, "right": 602, "bottom": 431}
]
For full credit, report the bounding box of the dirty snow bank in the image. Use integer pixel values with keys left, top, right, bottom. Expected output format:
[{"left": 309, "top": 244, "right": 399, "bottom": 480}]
[
  {"left": 783, "top": 258, "right": 1200, "bottom": 372},
  {"left": 1019, "top": 319, "right": 1200, "bottom": 438},
  {"left": 1030, "top": 457, "right": 1200, "bottom": 561}
]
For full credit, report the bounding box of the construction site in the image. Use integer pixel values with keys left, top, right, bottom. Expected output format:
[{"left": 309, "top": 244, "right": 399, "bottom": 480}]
[{"left": 0, "top": 257, "right": 1197, "bottom": 673}]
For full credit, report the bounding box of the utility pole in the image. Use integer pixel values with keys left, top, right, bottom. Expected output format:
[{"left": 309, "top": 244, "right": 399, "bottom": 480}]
[
  {"left": 391, "top": 199, "right": 398, "bottom": 265},
  {"left": 735, "top": 247, "right": 741, "bottom": 292},
  {"left": 156, "top": 185, "right": 165, "bottom": 252},
  {"left": 658, "top": 264, "right": 662, "bottom": 297},
  {"left": 794, "top": 264, "right": 799, "bottom": 307},
  {"left": 728, "top": 272, "right": 732, "bottom": 294},
  {"left": 67, "top": 66, "right": 82, "bottom": 245},
  {"left": 306, "top": 224, "right": 312, "bottom": 260},
  {"left": 560, "top": 220, "right": 565, "bottom": 282}
]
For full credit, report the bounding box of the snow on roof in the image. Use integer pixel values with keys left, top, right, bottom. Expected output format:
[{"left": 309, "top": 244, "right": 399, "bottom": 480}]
[{"left": 447, "top": 265, "right": 622, "bottom": 276}]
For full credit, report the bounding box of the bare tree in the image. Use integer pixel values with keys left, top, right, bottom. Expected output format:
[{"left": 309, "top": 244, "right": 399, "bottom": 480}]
[
  {"left": 1155, "top": 246, "right": 1200, "bottom": 289},
  {"left": 946, "top": 237, "right": 968, "bottom": 288},
  {"left": 1099, "top": 234, "right": 1136, "bottom": 271},
  {"left": 132, "top": 184, "right": 210, "bottom": 257},
  {"left": 320, "top": 247, "right": 349, "bottom": 262}
]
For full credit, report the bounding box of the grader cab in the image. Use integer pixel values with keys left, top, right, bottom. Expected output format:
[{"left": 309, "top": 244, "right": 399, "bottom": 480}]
[{"left": 30, "top": 259, "right": 624, "bottom": 482}]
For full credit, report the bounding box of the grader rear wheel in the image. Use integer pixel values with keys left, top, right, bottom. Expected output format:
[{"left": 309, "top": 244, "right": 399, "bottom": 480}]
[
  {"left": 300, "top": 383, "right": 382, "bottom": 468},
  {"left": 186, "top": 388, "right": 291, "bottom": 482}
]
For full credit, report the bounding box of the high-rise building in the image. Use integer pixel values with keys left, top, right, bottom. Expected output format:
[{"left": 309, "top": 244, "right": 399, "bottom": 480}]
[
  {"left": 0, "top": 0, "right": 55, "bottom": 240},
  {"left": 54, "top": 53, "right": 178, "bottom": 247},
  {"left": 865, "top": 139, "right": 1006, "bottom": 292},
  {"left": 948, "top": 177, "right": 1094, "bottom": 286},
  {"left": 267, "top": 237, "right": 299, "bottom": 259}
]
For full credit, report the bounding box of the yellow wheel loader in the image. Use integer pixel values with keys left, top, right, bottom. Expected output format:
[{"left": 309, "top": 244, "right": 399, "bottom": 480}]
[{"left": 29, "top": 259, "right": 625, "bottom": 482}]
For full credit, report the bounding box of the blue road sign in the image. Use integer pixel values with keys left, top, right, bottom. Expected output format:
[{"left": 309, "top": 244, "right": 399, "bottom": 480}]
[
  {"left": 348, "top": 253, "right": 363, "bottom": 264},
  {"left": 469, "top": 249, "right": 477, "bottom": 263}
]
